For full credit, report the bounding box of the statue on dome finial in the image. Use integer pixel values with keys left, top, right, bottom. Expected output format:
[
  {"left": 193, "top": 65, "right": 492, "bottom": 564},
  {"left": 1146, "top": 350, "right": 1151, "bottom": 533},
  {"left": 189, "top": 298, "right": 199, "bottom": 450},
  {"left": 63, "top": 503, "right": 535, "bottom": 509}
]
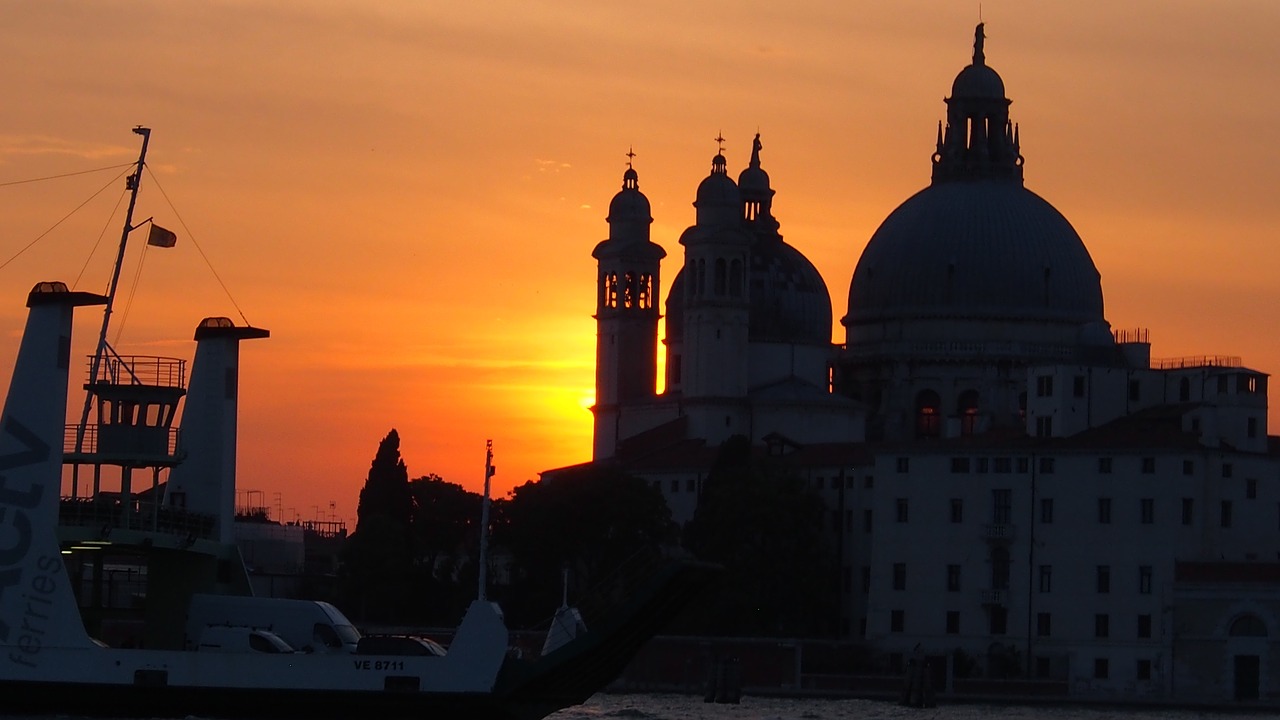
[
  {"left": 974, "top": 22, "right": 986, "bottom": 65},
  {"left": 750, "top": 132, "right": 762, "bottom": 168}
]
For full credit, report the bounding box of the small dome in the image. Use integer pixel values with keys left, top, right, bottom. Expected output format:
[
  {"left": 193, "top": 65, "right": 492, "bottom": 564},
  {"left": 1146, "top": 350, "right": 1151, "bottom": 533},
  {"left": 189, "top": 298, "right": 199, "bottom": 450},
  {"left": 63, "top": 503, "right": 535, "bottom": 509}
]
[
  {"left": 607, "top": 167, "right": 651, "bottom": 224},
  {"left": 695, "top": 153, "right": 740, "bottom": 209},
  {"left": 951, "top": 63, "right": 1005, "bottom": 99}
]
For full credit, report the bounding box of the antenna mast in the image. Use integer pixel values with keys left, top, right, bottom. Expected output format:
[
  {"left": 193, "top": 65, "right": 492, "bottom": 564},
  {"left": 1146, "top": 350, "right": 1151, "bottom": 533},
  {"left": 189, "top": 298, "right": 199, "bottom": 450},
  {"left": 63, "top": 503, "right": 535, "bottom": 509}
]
[
  {"left": 72, "top": 127, "right": 151, "bottom": 457},
  {"left": 477, "top": 439, "right": 495, "bottom": 602}
]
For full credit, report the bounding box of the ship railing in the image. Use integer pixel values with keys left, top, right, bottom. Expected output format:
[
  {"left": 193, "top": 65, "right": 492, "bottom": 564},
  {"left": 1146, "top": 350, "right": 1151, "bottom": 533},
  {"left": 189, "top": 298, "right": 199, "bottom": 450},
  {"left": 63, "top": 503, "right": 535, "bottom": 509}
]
[
  {"left": 87, "top": 353, "right": 186, "bottom": 389},
  {"left": 1151, "top": 355, "right": 1242, "bottom": 370},
  {"left": 59, "top": 496, "right": 217, "bottom": 540},
  {"left": 63, "top": 424, "right": 182, "bottom": 459}
]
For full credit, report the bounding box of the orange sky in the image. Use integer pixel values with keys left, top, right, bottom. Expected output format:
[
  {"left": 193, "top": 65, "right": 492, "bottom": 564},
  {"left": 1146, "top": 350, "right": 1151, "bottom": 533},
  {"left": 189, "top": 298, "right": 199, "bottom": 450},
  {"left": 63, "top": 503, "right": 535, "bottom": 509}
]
[{"left": 1, "top": 2, "right": 1278, "bottom": 526}]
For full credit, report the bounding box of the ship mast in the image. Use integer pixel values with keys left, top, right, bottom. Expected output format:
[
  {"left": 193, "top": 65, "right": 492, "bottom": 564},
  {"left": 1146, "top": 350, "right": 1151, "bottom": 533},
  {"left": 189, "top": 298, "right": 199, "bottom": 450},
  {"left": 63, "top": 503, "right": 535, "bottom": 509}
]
[{"left": 71, "top": 127, "right": 151, "bottom": 479}]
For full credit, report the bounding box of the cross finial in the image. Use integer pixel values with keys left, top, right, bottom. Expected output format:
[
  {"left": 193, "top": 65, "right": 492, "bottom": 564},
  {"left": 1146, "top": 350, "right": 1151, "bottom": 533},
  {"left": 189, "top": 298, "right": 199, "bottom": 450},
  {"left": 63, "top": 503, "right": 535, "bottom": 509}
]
[
  {"left": 715, "top": 132, "right": 726, "bottom": 154},
  {"left": 626, "top": 146, "right": 636, "bottom": 169}
]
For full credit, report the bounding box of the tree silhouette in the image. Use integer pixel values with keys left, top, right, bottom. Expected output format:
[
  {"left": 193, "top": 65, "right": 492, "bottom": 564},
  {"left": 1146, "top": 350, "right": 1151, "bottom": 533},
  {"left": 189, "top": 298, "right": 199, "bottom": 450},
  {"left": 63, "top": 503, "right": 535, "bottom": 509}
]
[
  {"left": 342, "top": 429, "right": 415, "bottom": 621},
  {"left": 491, "top": 464, "right": 673, "bottom": 629},
  {"left": 680, "top": 434, "right": 837, "bottom": 636}
]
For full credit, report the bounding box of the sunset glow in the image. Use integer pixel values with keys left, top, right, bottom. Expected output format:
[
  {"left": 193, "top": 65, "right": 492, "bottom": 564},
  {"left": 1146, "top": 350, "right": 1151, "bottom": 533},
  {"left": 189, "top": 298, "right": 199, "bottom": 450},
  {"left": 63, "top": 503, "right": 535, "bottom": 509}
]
[{"left": 1, "top": 2, "right": 1278, "bottom": 523}]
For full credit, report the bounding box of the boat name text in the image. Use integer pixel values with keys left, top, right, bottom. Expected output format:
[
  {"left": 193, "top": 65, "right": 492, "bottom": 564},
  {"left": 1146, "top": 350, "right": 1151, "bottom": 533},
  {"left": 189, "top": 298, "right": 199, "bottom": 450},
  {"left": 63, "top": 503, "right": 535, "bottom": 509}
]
[
  {"left": 0, "top": 416, "right": 56, "bottom": 668},
  {"left": 353, "top": 660, "right": 406, "bottom": 671}
]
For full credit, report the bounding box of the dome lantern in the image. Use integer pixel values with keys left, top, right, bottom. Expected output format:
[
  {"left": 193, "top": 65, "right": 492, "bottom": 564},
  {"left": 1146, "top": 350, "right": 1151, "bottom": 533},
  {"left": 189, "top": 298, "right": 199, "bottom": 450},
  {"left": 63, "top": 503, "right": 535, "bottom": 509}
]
[{"left": 931, "top": 23, "right": 1024, "bottom": 184}]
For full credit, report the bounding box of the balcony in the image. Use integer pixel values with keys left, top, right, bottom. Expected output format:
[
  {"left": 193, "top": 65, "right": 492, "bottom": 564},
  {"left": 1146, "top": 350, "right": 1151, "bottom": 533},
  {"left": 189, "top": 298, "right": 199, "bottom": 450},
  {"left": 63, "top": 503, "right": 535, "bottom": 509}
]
[
  {"left": 980, "top": 588, "right": 1008, "bottom": 606},
  {"left": 982, "top": 523, "right": 1017, "bottom": 543}
]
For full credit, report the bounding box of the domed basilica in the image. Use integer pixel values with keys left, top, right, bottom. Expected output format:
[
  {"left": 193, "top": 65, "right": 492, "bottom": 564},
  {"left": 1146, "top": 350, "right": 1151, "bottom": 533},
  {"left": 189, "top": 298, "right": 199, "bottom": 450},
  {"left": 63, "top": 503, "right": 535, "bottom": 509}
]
[{"left": 561, "top": 25, "right": 1280, "bottom": 704}]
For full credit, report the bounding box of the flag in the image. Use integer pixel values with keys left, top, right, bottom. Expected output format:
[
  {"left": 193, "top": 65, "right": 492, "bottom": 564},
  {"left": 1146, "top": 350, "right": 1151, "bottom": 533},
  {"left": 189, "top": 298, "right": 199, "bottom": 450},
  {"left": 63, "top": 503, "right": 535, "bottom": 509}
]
[{"left": 147, "top": 224, "right": 177, "bottom": 248}]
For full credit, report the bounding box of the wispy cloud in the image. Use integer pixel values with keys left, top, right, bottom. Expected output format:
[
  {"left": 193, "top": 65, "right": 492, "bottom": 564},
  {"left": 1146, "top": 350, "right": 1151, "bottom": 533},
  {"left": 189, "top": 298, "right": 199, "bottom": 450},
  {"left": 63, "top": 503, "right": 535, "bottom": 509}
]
[{"left": 0, "top": 135, "right": 134, "bottom": 162}]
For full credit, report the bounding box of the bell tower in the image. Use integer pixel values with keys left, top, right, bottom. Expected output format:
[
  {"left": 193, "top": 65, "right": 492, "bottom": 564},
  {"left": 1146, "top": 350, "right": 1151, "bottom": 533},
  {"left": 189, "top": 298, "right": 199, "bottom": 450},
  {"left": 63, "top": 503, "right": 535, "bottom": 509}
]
[
  {"left": 678, "top": 138, "right": 751, "bottom": 440},
  {"left": 591, "top": 153, "right": 665, "bottom": 459}
]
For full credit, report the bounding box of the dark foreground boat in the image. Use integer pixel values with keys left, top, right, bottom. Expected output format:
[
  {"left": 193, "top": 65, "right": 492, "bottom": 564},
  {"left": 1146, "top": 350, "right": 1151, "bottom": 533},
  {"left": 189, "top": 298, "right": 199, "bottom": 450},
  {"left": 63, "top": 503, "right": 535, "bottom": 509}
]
[{"left": 0, "top": 128, "right": 717, "bottom": 720}]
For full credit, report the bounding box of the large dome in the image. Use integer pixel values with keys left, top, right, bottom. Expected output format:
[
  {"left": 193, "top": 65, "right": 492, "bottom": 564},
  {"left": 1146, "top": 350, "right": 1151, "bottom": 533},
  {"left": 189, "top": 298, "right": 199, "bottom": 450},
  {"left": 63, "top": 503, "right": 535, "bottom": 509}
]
[{"left": 845, "top": 180, "right": 1103, "bottom": 327}]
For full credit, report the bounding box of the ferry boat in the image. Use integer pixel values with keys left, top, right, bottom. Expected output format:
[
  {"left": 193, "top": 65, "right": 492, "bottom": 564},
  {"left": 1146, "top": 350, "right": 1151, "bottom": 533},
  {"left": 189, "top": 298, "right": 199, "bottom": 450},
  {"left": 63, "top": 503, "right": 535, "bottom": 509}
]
[{"left": 0, "top": 128, "right": 715, "bottom": 719}]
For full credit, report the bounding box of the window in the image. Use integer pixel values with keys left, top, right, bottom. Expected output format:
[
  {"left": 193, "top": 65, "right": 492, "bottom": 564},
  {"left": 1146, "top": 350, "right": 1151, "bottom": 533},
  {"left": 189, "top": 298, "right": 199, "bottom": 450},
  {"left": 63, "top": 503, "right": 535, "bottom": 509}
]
[
  {"left": 989, "top": 606, "right": 1008, "bottom": 635},
  {"left": 861, "top": 566, "right": 870, "bottom": 595},
  {"left": 1221, "top": 500, "right": 1233, "bottom": 528},
  {"left": 946, "top": 564, "right": 961, "bottom": 592},
  {"left": 1139, "top": 566, "right": 1152, "bottom": 594},
  {"left": 915, "top": 390, "right": 941, "bottom": 438},
  {"left": 670, "top": 479, "right": 679, "bottom": 493},
  {"left": 994, "top": 457, "right": 1012, "bottom": 474},
  {"left": 950, "top": 457, "right": 970, "bottom": 473},
  {"left": 1248, "top": 417, "right": 1258, "bottom": 438},
  {"left": 1036, "top": 375, "right": 1054, "bottom": 397},
  {"left": 1098, "top": 457, "right": 1112, "bottom": 474},
  {"left": 993, "top": 489, "right": 1012, "bottom": 524},
  {"left": 1140, "top": 498, "right": 1154, "bottom": 524},
  {"left": 1247, "top": 478, "right": 1258, "bottom": 500},
  {"left": 1179, "top": 377, "right": 1191, "bottom": 401},
  {"left": 1136, "top": 659, "right": 1152, "bottom": 681},
  {"left": 1038, "top": 565, "right": 1052, "bottom": 593},
  {"left": 975, "top": 457, "right": 989, "bottom": 473},
  {"left": 686, "top": 478, "right": 695, "bottom": 492},
  {"left": 950, "top": 498, "right": 964, "bottom": 523},
  {"left": 1036, "top": 657, "right": 1051, "bottom": 678},
  {"left": 893, "top": 563, "right": 906, "bottom": 591},
  {"left": 1094, "top": 658, "right": 1109, "bottom": 680},
  {"left": 1035, "top": 416, "right": 1053, "bottom": 438},
  {"left": 896, "top": 457, "right": 909, "bottom": 473},
  {"left": 1095, "top": 613, "right": 1110, "bottom": 638},
  {"left": 1017, "top": 457, "right": 1030, "bottom": 473},
  {"left": 1182, "top": 498, "right": 1194, "bottom": 525},
  {"left": 863, "top": 475, "right": 872, "bottom": 489},
  {"left": 890, "top": 610, "right": 904, "bottom": 633},
  {"left": 1098, "top": 497, "right": 1112, "bottom": 524},
  {"left": 1097, "top": 565, "right": 1111, "bottom": 593},
  {"left": 863, "top": 509, "right": 872, "bottom": 533},
  {"left": 1183, "top": 459, "right": 1195, "bottom": 475},
  {"left": 1037, "top": 612, "right": 1051, "bottom": 637},
  {"left": 1222, "top": 463, "right": 1234, "bottom": 479},
  {"left": 1040, "top": 498, "right": 1054, "bottom": 524},
  {"left": 958, "top": 390, "right": 980, "bottom": 437},
  {"left": 1137, "top": 614, "right": 1152, "bottom": 639},
  {"left": 1039, "top": 457, "right": 1055, "bottom": 474},
  {"left": 1129, "top": 379, "right": 1141, "bottom": 401},
  {"left": 946, "top": 611, "right": 960, "bottom": 634},
  {"left": 895, "top": 498, "right": 909, "bottom": 523},
  {"left": 1073, "top": 375, "right": 1086, "bottom": 397},
  {"left": 991, "top": 548, "right": 1010, "bottom": 590},
  {"left": 1141, "top": 457, "right": 1155, "bottom": 474}
]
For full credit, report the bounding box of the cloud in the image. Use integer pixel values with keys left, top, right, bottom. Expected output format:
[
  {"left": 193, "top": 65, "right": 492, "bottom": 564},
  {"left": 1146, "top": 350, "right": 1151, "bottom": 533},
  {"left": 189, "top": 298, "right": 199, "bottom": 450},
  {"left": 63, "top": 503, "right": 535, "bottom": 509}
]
[{"left": 0, "top": 135, "right": 135, "bottom": 162}]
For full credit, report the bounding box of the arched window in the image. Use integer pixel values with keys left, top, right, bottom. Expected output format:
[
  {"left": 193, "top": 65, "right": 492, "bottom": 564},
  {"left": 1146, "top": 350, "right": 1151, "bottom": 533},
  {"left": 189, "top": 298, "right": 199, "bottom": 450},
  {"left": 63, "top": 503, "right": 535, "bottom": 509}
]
[
  {"left": 1230, "top": 614, "right": 1268, "bottom": 637},
  {"left": 958, "top": 389, "right": 980, "bottom": 437},
  {"left": 916, "top": 389, "right": 941, "bottom": 438},
  {"left": 714, "top": 258, "right": 727, "bottom": 296},
  {"left": 1179, "top": 377, "right": 1191, "bottom": 402},
  {"left": 623, "top": 271, "right": 636, "bottom": 309},
  {"left": 638, "top": 273, "right": 653, "bottom": 309},
  {"left": 729, "top": 259, "right": 743, "bottom": 297},
  {"left": 694, "top": 259, "right": 705, "bottom": 297},
  {"left": 603, "top": 272, "right": 618, "bottom": 309}
]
